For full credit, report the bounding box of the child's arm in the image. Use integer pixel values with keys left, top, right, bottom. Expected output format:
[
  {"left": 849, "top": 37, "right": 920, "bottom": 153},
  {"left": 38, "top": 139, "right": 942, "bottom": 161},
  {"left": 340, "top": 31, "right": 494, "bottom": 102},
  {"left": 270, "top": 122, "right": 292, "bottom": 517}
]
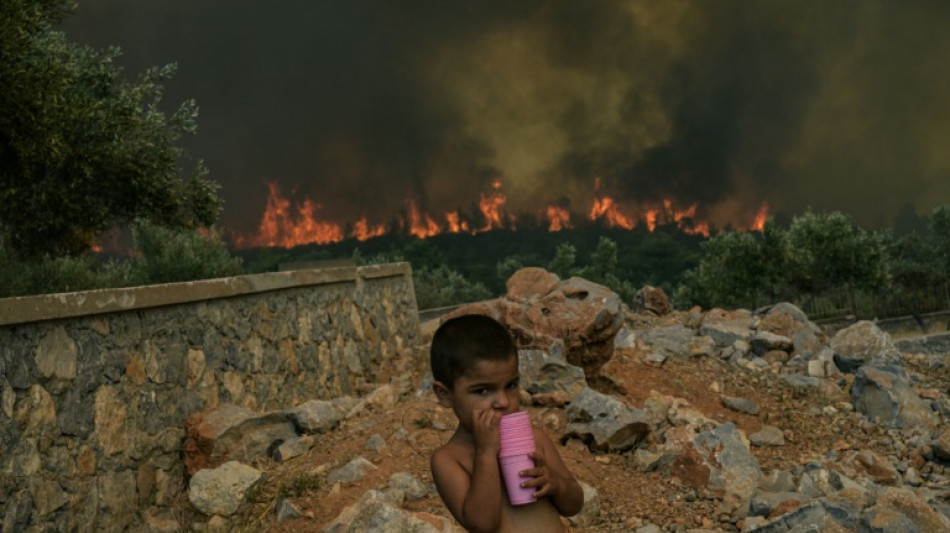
[
  {"left": 431, "top": 409, "right": 504, "bottom": 533},
  {"left": 522, "top": 429, "right": 585, "bottom": 517}
]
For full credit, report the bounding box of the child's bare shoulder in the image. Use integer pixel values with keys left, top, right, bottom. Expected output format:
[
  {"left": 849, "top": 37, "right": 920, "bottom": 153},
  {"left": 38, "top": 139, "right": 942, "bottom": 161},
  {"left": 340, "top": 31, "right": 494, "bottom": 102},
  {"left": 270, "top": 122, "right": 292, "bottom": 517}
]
[{"left": 431, "top": 435, "right": 473, "bottom": 472}]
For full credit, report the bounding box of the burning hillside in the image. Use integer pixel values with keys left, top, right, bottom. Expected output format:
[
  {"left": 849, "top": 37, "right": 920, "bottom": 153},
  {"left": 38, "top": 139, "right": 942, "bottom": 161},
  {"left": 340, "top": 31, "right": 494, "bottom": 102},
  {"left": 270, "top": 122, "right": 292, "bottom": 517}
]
[{"left": 231, "top": 180, "right": 769, "bottom": 250}]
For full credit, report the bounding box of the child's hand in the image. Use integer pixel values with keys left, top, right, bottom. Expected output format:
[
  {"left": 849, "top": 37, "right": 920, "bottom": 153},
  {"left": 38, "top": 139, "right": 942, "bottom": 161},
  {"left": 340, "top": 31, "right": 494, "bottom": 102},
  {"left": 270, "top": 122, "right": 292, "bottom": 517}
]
[
  {"left": 521, "top": 449, "right": 560, "bottom": 498},
  {"left": 470, "top": 408, "right": 501, "bottom": 454}
]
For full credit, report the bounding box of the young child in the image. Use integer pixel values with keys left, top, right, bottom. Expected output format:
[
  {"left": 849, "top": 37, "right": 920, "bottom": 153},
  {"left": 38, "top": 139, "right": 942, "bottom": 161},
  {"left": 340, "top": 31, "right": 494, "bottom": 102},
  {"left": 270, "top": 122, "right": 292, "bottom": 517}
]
[{"left": 429, "top": 314, "right": 584, "bottom": 533}]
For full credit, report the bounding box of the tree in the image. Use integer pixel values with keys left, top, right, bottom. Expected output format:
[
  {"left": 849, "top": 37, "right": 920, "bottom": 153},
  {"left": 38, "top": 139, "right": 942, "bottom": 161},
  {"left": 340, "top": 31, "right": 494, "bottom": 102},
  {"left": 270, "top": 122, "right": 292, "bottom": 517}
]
[
  {"left": 677, "top": 229, "right": 767, "bottom": 309},
  {"left": 0, "top": 0, "right": 222, "bottom": 259},
  {"left": 547, "top": 242, "right": 576, "bottom": 279},
  {"left": 785, "top": 210, "right": 889, "bottom": 315}
]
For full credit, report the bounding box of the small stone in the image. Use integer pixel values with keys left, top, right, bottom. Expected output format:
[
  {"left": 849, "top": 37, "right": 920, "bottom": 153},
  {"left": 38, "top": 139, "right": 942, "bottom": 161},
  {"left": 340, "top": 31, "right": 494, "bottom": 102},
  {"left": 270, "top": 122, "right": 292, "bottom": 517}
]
[
  {"left": 721, "top": 395, "right": 760, "bottom": 415},
  {"left": 327, "top": 456, "right": 377, "bottom": 484},
  {"left": 365, "top": 434, "right": 387, "bottom": 451},
  {"left": 275, "top": 498, "right": 302, "bottom": 521}
]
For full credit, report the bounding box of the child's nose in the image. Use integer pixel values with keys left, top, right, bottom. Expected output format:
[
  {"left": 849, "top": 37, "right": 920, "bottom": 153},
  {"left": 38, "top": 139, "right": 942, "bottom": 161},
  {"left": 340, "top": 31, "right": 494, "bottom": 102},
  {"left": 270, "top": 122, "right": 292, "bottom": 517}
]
[{"left": 492, "top": 392, "right": 510, "bottom": 410}]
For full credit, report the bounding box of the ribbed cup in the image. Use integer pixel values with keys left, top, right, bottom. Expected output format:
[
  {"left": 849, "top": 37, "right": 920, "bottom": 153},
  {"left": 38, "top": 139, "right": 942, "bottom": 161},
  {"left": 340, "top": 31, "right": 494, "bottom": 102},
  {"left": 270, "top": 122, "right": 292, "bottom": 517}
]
[
  {"left": 498, "top": 453, "right": 537, "bottom": 505},
  {"left": 498, "top": 411, "right": 535, "bottom": 455}
]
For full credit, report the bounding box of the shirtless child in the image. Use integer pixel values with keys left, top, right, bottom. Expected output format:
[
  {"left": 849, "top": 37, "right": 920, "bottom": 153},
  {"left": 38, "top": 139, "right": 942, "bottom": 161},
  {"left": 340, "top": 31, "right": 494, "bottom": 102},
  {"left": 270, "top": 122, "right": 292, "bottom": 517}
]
[{"left": 429, "top": 314, "right": 584, "bottom": 533}]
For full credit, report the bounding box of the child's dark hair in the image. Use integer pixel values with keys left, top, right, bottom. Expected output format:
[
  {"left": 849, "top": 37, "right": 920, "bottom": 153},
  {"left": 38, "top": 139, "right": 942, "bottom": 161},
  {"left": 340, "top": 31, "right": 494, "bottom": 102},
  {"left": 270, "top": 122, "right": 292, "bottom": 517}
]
[{"left": 430, "top": 314, "right": 517, "bottom": 389}]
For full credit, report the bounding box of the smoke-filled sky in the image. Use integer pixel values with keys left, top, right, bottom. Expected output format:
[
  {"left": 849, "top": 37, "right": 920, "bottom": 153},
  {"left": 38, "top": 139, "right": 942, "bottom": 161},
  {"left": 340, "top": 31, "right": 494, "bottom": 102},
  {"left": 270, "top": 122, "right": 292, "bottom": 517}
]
[{"left": 64, "top": 0, "right": 950, "bottom": 236}]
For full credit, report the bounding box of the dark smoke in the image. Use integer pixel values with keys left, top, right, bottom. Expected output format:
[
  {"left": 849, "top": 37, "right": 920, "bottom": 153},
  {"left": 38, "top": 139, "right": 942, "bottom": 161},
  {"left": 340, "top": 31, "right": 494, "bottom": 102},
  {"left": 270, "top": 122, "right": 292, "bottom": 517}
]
[{"left": 63, "top": 1, "right": 950, "bottom": 234}]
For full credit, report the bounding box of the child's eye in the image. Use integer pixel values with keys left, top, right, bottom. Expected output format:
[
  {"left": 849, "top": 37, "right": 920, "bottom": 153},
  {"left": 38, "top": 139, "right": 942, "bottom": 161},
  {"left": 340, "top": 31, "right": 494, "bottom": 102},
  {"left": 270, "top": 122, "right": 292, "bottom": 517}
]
[
  {"left": 505, "top": 381, "right": 519, "bottom": 391},
  {"left": 473, "top": 388, "right": 488, "bottom": 395}
]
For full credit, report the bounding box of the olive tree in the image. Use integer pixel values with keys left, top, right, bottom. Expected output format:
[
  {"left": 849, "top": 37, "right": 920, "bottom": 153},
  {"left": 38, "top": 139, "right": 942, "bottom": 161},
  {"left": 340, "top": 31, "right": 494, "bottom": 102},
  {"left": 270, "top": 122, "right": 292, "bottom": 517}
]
[{"left": 0, "top": 0, "right": 221, "bottom": 259}]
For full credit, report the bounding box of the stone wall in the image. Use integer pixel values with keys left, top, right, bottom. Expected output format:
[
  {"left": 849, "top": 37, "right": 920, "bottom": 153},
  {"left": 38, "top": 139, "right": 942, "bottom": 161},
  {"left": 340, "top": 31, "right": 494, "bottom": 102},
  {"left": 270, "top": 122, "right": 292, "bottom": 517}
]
[{"left": 0, "top": 263, "right": 420, "bottom": 532}]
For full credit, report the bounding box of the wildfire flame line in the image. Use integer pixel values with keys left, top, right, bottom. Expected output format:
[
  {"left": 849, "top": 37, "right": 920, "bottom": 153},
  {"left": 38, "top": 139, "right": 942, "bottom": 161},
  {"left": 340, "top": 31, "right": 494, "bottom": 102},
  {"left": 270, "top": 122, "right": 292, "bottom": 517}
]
[{"left": 233, "top": 180, "right": 769, "bottom": 249}]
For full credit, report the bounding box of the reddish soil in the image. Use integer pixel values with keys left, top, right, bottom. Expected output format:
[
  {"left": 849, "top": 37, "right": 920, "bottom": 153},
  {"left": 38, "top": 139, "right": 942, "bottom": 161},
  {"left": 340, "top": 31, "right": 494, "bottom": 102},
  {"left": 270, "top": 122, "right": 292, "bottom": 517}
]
[{"left": 209, "top": 315, "right": 949, "bottom": 532}]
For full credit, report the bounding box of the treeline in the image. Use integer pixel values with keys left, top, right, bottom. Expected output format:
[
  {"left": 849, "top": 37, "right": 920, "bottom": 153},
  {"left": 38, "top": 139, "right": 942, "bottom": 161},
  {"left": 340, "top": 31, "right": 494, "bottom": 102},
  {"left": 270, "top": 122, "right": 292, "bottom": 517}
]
[
  {"left": 236, "top": 223, "right": 706, "bottom": 310},
  {"left": 679, "top": 207, "right": 950, "bottom": 319}
]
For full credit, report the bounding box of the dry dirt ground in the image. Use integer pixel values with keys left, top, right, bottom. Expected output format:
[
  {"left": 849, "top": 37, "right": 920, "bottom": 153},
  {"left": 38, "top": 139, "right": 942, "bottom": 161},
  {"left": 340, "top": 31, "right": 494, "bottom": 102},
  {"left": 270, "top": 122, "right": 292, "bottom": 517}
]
[{"left": 204, "top": 313, "right": 950, "bottom": 532}]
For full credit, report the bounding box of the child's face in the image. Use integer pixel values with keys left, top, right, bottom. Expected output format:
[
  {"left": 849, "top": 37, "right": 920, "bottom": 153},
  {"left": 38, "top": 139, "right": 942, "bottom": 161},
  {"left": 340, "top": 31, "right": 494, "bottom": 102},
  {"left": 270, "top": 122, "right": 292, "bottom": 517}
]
[{"left": 434, "top": 356, "right": 521, "bottom": 432}]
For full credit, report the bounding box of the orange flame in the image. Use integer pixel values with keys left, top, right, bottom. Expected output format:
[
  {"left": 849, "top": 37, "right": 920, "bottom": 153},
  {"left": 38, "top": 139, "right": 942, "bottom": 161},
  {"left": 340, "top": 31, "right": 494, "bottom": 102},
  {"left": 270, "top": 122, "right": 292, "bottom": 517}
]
[
  {"left": 545, "top": 206, "right": 572, "bottom": 232},
  {"left": 445, "top": 211, "right": 470, "bottom": 233},
  {"left": 407, "top": 199, "right": 441, "bottom": 239},
  {"left": 589, "top": 196, "right": 636, "bottom": 230},
  {"left": 235, "top": 179, "right": 766, "bottom": 249},
  {"left": 751, "top": 203, "right": 770, "bottom": 231},
  {"left": 478, "top": 179, "right": 507, "bottom": 232},
  {"left": 352, "top": 216, "right": 386, "bottom": 241}
]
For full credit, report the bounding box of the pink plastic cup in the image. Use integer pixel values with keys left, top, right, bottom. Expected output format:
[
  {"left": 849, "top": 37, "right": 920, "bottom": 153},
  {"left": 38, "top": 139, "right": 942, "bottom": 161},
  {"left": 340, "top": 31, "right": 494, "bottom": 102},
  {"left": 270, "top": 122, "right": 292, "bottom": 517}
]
[
  {"left": 498, "top": 411, "right": 535, "bottom": 455},
  {"left": 498, "top": 452, "right": 537, "bottom": 505}
]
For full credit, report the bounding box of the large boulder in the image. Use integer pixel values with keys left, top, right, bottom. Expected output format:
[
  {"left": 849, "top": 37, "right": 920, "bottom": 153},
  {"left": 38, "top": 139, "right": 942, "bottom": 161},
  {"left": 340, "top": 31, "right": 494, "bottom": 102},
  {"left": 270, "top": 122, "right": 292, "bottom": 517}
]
[
  {"left": 449, "top": 267, "right": 624, "bottom": 377},
  {"left": 757, "top": 303, "right": 825, "bottom": 359},
  {"left": 184, "top": 403, "right": 298, "bottom": 475},
  {"left": 632, "top": 285, "right": 672, "bottom": 316},
  {"left": 850, "top": 365, "right": 939, "bottom": 431},
  {"left": 563, "top": 387, "right": 650, "bottom": 452},
  {"left": 699, "top": 309, "right": 755, "bottom": 348},
  {"left": 188, "top": 461, "right": 261, "bottom": 516},
  {"left": 658, "top": 422, "right": 761, "bottom": 512},
  {"left": 831, "top": 321, "right": 902, "bottom": 373},
  {"left": 518, "top": 348, "right": 587, "bottom": 403}
]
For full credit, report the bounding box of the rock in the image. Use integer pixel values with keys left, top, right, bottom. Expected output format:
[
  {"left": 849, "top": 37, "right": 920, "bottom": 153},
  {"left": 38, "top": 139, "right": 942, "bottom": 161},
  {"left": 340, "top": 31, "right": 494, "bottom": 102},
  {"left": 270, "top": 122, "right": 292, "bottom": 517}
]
[
  {"left": 780, "top": 374, "right": 820, "bottom": 389},
  {"left": 637, "top": 325, "right": 696, "bottom": 361},
  {"left": 721, "top": 395, "right": 760, "bottom": 416},
  {"left": 31, "top": 478, "right": 68, "bottom": 517},
  {"left": 184, "top": 403, "right": 298, "bottom": 475},
  {"left": 859, "top": 487, "right": 950, "bottom": 532},
  {"left": 188, "top": 461, "right": 262, "bottom": 516},
  {"left": 689, "top": 335, "right": 717, "bottom": 358},
  {"left": 320, "top": 490, "right": 442, "bottom": 533},
  {"left": 932, "top": 428, "right": 950, "bottom": 461},
  {"left": 290, "top": 399, "right": 346, "bottom": 434},
  {"left": 365, "top": 434, "right": 386, "bottom": 451},
  {"left": 758, "top": 303, "right": 825, "bottom": 359},
  {"left": 749, "top": 426, "right": 785, "bottom": 447},
  {"left": 700, "top": 309, "right": 755, "bottom": 348},
  {"left": 632, "top": 285, "right": 672, "bottom": 315},
  {"left": 568, "top": 481, "right": 600, "bottom": 528},
  {"left": 831, "top": 321, "right": 903, "bottom": 373},
  {"left": 660, "top": 422, "right": 761, "bottom": 511},
  {"left": 743, "top": 500, "right": 853, "bottom": 532},
  {"left": 386, "top": 472, "right": 429, "bottom": 501},
  {"left": 448, "top": 267, "right": 625, "bottom": 377},
  {"left": 2, "top": 490, "right": 32, "bottom": 533},
  {"left": 747, "top": 491, "right": 808, "bottom": 517},
  {"left": 34, "top": 326, "right": 78, "bottom": 380},
  {"left": 276, "top": 498, "right": 303, "bottom": 521},
  {"left": 143, "top": 508, "right": 180, "bottom": 532},
  {"left": 749, "top": 331, "right": 793, "bottom": 357},
  {"left": 758, "top": 470, "right": 796, "bottom": 493},
  {"left": 835, "top": 450, "right": 900, "bottom": 486},
  {"left": 851, "top": 365, "right": 938, "bottom": 431},
  {"left": 614, "top": 328, "right": 636, "bottom": 349},
  {"left": 763, "top": 302, "right": 811, "bottom": 325},
  {"left": 518, "top": 348, "right": 587, "bottom": 402},
  {"left": 273, "top": 435, "right": 316, "bottom": 463},
  {"left": 633, "top": 448, "right": 664, "bottom": 472},
  {"left": 563, "top": 387, "right": 651, "bottom": 452},
  {"left": 327, "top": 456, "right": 378, "bottom": 485}
]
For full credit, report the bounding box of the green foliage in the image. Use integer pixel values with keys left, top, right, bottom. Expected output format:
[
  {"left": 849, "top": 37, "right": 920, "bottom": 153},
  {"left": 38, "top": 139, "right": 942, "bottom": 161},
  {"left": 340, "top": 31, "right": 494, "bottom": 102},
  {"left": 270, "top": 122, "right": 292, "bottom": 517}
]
[
  {"left": 0, "top": 222, "right": 242, "bottom": 298},
  {"left": 0, "top": 0, "right": 222, "bottom": 259},
  {"left": 412, "top": 264, "right": 492, "bottom": 309},
  {"left": 547, "top": 242, "right": 576, "bottom": 279},
  {"left": 676, "top": 229, "right": 769, "bottom": 309},
  {"left": 784, "top": 210, "right": 889, "bottom": 301},
  {"left": 129, "top": 220, "right": 243, "bottom": 284}
]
